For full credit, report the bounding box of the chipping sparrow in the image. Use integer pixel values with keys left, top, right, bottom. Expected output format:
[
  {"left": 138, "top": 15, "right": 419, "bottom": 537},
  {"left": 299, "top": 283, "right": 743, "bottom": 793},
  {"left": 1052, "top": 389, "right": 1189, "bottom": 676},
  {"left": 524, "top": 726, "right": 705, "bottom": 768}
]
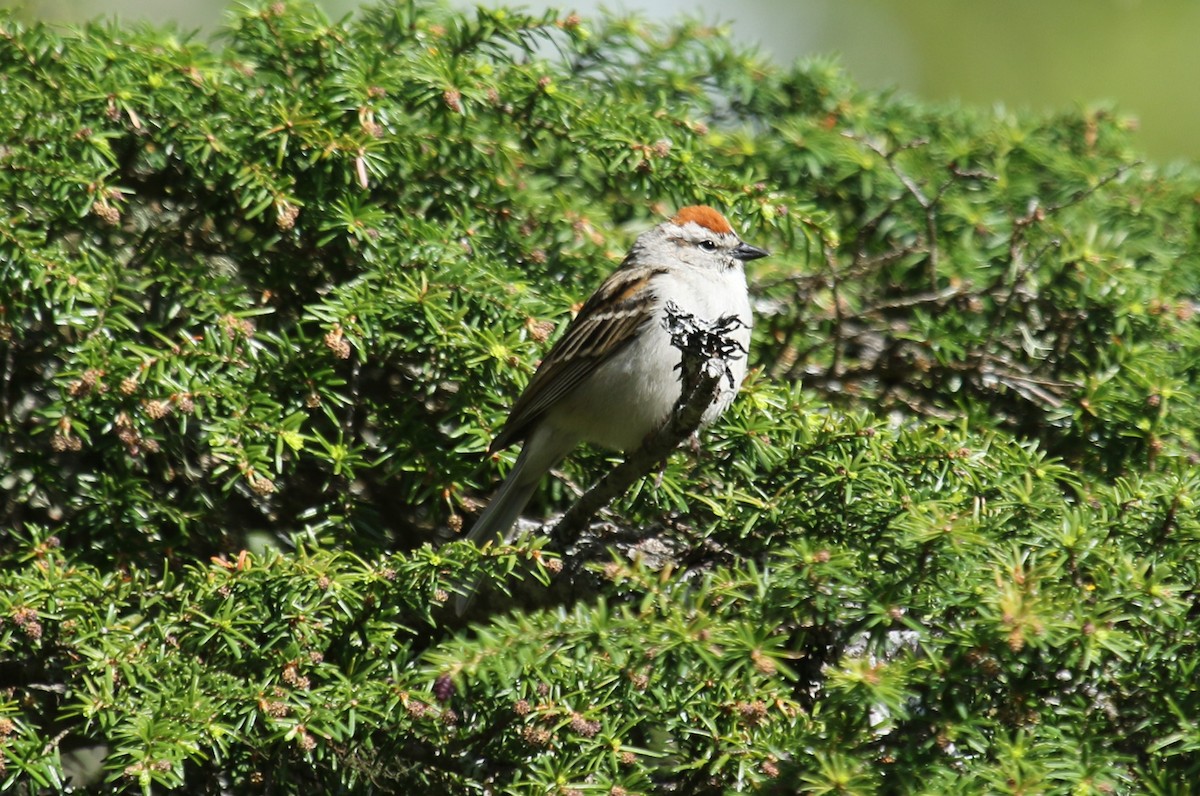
[{"left": 457, "top": 206, "right": 767, "bottom": 612}]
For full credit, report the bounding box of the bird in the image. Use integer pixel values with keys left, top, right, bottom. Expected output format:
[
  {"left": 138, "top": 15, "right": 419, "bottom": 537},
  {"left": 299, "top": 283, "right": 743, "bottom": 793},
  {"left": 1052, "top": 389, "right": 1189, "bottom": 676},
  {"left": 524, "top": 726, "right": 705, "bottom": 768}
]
[{"left": 456, "top": 206, "right": 768, "bottom": 614}]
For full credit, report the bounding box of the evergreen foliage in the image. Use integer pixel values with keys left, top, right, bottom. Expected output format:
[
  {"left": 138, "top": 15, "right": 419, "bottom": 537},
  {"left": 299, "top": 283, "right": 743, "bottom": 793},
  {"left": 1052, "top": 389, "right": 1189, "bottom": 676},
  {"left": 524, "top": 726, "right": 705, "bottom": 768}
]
[{"left": 2, "top": 2, "right": 1199, "bottom": 792}]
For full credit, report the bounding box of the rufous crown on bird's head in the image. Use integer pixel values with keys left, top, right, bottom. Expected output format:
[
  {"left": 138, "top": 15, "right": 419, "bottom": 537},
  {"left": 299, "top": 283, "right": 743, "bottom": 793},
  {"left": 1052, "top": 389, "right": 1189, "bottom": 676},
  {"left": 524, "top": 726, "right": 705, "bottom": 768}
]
[{"left": 671, "top": 205, "right": 734, "bottom": 235}]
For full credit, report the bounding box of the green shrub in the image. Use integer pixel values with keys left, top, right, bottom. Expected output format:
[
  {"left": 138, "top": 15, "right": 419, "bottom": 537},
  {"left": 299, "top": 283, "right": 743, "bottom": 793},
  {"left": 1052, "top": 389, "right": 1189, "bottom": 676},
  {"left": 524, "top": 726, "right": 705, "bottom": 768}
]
[{"left": 2, "top": 2, "right": 1198, "bottom": 793}]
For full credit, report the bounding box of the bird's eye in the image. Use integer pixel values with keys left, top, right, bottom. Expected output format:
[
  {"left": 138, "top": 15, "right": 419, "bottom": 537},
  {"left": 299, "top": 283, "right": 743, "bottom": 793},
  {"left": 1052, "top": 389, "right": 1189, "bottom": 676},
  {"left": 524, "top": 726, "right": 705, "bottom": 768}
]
[{"left": 698, "top": 239, "right": 718, "bottom": 252}]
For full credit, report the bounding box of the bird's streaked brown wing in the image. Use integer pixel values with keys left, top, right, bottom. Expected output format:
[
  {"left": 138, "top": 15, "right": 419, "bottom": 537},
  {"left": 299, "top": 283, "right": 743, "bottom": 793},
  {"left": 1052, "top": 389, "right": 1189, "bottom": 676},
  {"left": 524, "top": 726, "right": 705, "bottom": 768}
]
[{"left": 488, "top": 263, "right": 667, "bottom": 452}]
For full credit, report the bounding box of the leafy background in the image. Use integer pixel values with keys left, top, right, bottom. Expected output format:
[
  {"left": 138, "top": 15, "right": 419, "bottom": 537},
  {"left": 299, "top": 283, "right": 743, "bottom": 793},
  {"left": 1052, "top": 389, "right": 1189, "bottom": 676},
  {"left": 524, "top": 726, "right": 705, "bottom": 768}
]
[
  {"left": 14, "top": 0, "right": 1200, "bottom": 163},
  {"left": 1, "top": 1, "right": 1199, "bottom": 793}
]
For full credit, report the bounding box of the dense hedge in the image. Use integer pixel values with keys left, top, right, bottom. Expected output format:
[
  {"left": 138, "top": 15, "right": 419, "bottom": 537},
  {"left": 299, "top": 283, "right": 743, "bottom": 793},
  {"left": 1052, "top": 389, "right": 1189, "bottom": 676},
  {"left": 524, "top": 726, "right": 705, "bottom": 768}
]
[{"left": 2, "top": 2, "right": 1199, "bottom": 793}]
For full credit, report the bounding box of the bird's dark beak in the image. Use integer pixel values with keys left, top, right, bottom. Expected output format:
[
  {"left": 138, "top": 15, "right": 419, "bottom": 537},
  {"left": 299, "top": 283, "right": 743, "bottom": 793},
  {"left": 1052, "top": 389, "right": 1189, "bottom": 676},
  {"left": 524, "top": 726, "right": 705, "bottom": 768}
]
[{"left": 732, "top": 241, "right": 769, "bottom": 262}]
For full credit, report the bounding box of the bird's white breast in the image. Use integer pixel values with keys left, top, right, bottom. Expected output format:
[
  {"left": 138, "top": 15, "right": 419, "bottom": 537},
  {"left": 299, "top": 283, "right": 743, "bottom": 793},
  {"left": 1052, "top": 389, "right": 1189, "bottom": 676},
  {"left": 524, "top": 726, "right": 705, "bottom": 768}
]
[{"left": 547, "top": 265, "right": 752, "bottom": 452}]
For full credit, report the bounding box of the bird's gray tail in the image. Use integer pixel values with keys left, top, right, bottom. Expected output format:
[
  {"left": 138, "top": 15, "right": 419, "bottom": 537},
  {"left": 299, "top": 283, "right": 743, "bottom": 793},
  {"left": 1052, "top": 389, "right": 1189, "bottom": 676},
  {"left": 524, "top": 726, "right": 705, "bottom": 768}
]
[
  {"left": 454, "top": 427, "right": 577, "bottom": 617},
  {"left": 454, "top": 454, "right": 541, "bottom": 616}
]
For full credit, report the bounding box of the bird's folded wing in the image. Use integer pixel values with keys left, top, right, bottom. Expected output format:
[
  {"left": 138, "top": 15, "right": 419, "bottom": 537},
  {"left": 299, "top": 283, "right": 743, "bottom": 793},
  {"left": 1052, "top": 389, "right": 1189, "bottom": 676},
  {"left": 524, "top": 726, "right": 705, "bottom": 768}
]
[{"left": 488, "top": 265, "right": 665, "bottom": 451}]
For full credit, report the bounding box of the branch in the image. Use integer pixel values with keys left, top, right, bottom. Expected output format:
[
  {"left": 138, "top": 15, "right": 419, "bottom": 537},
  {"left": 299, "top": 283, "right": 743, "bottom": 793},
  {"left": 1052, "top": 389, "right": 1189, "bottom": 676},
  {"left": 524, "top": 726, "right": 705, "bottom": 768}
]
[{"left": 550, "top": 302, "right": 747, "bottom": 543}]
